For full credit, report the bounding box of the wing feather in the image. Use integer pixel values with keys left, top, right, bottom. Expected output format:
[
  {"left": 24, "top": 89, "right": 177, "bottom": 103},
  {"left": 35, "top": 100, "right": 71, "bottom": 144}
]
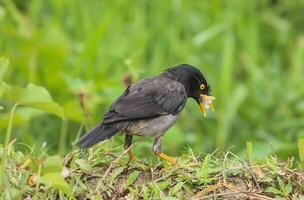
[{"left": 103, "top": 77, "right": 186, "bottom": 124}]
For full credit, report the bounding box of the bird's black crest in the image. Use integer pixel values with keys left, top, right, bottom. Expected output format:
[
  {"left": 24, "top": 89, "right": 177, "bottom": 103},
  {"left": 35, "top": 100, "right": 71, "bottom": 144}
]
[
  {"left": 162, "top": 64, "right": 210, "bottom": 98},
  {"left": 166, "top": 64, "right": 205, "bottom": 81}
]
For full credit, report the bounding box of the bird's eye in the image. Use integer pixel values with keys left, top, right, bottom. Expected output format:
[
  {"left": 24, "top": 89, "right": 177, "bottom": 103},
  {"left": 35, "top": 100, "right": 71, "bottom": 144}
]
[{"left": 200, "top": 84, "right": 205, "bottom": 90}]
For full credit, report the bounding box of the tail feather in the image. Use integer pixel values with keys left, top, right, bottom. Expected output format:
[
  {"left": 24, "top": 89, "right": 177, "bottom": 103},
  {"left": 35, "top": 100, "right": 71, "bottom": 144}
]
[{"left": 77, "top": 124, "right": 121, "bottom": 148}]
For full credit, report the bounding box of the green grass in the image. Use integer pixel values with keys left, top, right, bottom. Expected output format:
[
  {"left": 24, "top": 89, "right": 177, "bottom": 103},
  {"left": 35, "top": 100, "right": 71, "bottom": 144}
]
[{"left": 2, "top": 141, "right": 304, "bottom": 199}]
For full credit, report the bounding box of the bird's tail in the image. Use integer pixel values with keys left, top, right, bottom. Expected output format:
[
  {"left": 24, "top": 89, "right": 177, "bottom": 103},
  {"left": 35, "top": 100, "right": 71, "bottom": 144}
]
[{"left": 77, "top": 123, "right": 122, "bottom": 148}]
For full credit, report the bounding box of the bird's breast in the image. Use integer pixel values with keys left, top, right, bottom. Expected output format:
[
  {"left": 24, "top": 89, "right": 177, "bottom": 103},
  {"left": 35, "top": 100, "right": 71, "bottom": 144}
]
[{"left": 124, "top": 114, "right": 181, "bottom": 137}]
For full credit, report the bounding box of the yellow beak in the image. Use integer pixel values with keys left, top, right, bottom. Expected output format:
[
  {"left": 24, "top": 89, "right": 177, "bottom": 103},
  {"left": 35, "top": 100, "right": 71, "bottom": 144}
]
[{"left": 199, "top": 94, "right": 216, "bottom": 117}]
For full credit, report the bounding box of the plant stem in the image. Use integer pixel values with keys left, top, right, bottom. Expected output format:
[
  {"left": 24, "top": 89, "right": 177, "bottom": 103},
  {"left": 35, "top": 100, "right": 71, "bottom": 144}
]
[
  {"left": 58, "top": 120, "right": 68, "bottom": 156},
  {"left": 5, "top": 103, "right": 18, "bottom": 147},
  {"left": 72, "top": 119, "right": 85, "bottom": 150}
]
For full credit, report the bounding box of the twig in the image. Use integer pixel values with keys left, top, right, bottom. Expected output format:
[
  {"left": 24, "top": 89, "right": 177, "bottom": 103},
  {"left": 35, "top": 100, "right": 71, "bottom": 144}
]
[
  {"left": 222, "top": 183, "right": 273, "bottom": 200},
  {"left": 214, "top": 166, "right": 244, "bottom": 178},
  {"left": 192, "top": 183, "right": 224, "bottom": 199},
  {"left": 64, "top": 151, "right": 77, "bottom": 168},
  {"left": 198, "top": 191, "right": 243, "bottom": 200},
  {"left": 94, "top": 145, "right": 132, "bottom": 193},
  {"left": 193, "top": 182, "right": 273, "bottom": 200},
  {"left": 225, "top": 151, "right": 261, "bottom": 190}
]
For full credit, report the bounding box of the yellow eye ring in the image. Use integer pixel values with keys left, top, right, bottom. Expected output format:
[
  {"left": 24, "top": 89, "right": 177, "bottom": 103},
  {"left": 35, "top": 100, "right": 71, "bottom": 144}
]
[{"left": 200, "top": 84, "right": 205, "bottom": 90}]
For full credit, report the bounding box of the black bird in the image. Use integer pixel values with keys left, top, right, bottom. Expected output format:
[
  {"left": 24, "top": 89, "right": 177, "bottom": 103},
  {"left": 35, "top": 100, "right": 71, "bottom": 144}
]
[{"left": 77, "top": 64, "right": 215, "bottom": 163}]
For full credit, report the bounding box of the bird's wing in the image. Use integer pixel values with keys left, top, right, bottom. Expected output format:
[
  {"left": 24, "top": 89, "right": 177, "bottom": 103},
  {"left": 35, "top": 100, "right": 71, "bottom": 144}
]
[{"left": 103, "top": 77, "right": 187, "bottom": 124}]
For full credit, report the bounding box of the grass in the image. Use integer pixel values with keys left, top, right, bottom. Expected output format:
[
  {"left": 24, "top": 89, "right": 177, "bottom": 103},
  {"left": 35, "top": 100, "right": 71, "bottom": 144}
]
[
  {"left": 1, "top": 140, "right": 304, "bottom": 199},
  {"left": 0, "top": 0, "right": 304, "bottom": 158}
]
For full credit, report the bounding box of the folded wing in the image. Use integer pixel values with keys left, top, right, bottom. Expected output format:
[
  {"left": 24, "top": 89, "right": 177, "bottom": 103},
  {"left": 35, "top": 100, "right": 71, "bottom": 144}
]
[{"left": 103, "top": 77, "right": 187, "bottom": 124}]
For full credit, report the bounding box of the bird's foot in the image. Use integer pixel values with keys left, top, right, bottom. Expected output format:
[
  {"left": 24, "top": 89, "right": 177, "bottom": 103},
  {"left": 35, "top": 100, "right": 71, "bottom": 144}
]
[
  {"left": 159, "top": 153, "right": 177, "bottom": 164},
  {"left": 127, "top": 149, "right": 138, "bottom": 161}
]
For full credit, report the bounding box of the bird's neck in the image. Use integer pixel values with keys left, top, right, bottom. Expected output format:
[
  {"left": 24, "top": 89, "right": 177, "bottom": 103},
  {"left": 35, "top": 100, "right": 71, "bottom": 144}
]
[{"left": 160, "top": 71, "right": 196, "bottom": 98}]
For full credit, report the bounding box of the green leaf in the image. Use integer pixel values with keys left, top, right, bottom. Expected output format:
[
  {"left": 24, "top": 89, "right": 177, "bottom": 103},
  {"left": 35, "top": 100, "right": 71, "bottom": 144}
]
[
  {"left": 169, "top": 182, "right": 184, "bottom": 196},
  {"left": 183, "top": 183, "right": 194, "bottom": 195},
  {"left": 285, "top": 182, "right": 292, "bottom": 196},
  {"left": 2, "top": 83, "right": 64, "bottom": 118},
  {"left": 265, "top": 187, "right": 283, "bottom": 195},
  {"left": 197, "top": 154, "right": 211, "bottom": 180},
  {"left": 265, "top": 157, "right": 278, "bottom": 171},
  {"left": 125, "top": 170, "right": 140, "bottom": 188},
  {"left": 42, "top": 156, "right": 63, "bottom": 174},
  {"left": 110, "top": 167, "right": 124, "bottom": 181},
  {"left": 277, "top": 177, "right": 285, "bottom": 191},
  {"left": 0, "top": 57, "right": 9, "bottom": 99},
  {"left": 158, "top": 180, "right": 170, "bottom": 190},
  {"left": 40, "top": 172, "right": 73, "bottom": 198},
  {"left": 75, "top": 159, "right": 91, "bottom": 171},
  {"left": 298, "top": 138, "right": 304, "bottom": 162},
  {"left": 3, "top": 187, "right": 21, "bottom": 200}
]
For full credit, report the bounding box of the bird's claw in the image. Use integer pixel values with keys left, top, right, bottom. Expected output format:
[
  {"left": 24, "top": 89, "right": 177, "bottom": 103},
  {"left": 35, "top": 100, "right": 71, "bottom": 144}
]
[
  {"left": 159, "top": 153, "right": 177, "bottom": 164},
  {"left": 127, "top": 149, "right": 138, "bottom": 161}
]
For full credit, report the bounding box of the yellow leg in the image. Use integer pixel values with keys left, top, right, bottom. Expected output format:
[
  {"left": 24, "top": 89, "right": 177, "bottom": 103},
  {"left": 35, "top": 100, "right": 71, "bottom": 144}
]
[
  {"left": 159, "top": 153, "right": 177, "bottom": 164},
  {"left": 127, "top": 149, "right": 138, "bottom": 161}
]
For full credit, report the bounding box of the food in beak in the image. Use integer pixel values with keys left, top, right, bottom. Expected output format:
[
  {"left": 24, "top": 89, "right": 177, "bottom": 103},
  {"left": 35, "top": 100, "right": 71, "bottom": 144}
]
[{"left": 199, "top": 94, "right": 216, "bottom": 117}]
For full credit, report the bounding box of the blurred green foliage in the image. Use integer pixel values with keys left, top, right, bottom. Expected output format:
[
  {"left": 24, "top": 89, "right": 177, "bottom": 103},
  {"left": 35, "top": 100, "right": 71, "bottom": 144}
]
[{"left": 0, "top": 0, "right": 304, "bottom": 159}]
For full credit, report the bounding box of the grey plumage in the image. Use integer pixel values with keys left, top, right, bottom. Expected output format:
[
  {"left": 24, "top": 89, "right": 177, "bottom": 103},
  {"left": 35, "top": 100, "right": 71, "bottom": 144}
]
[{"left": 124, "top": 114, "right": 180, "bottom": 137}]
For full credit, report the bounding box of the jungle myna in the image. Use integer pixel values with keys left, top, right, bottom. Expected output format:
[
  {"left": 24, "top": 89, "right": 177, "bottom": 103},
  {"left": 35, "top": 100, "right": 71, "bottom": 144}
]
[{"left": 77, "top": 64, "right": 215, "bottom": 164}]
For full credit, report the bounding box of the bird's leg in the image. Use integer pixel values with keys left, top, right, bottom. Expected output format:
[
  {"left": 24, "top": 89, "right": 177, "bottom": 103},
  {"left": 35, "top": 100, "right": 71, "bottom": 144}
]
[
  {"left": 124, "top": 134, "right": 137, "bottom": 161},
  {"left": 153, "top": 136, "right": 177, "bottom": 164}
]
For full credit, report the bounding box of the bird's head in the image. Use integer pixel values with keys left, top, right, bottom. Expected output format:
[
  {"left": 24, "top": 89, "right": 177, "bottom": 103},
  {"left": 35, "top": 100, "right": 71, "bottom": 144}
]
[{"left": 163, "top": 64, "right": 215, "bottom": 117}]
